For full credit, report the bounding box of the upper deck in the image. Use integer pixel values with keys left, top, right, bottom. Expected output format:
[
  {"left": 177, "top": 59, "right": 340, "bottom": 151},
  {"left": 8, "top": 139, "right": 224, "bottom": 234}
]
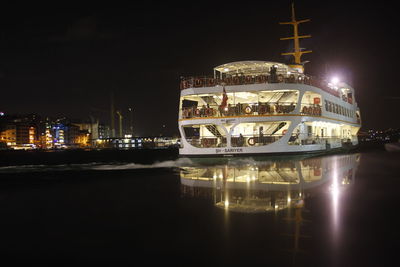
[{"left": 180, "top": 61, "right": 355, "bottom": 104}]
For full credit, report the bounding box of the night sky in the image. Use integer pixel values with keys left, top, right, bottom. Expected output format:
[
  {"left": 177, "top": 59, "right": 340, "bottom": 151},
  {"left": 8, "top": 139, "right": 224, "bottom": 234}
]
[{"left": 0, "top": 1, "right": 399, "bottom": 136}]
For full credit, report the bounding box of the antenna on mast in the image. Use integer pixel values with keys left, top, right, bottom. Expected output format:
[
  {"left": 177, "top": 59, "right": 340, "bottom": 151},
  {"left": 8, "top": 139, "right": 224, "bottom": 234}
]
[{"left": 279, "top": 2, "right": 312, "bottom": 73}]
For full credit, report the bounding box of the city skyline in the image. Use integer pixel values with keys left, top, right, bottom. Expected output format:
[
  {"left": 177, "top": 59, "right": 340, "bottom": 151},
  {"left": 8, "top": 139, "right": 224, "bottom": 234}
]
[{"left": 1, "top": 1, "right": 399, "bottom": 135}]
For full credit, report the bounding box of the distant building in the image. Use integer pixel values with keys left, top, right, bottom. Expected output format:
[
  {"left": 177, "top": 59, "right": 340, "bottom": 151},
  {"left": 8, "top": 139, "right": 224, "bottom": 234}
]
[
  {"left": 98, "top": 123, "right": 110, "bottom": 139},
  {"left": 0, "top": 124, "right": 16, "bottom": 146},
  {"left": 63, "top": 124, "right": 88, "bottom": 148},
  {"left": 52, "top": 123, "right": 66, "bottom": 147},
  {"left": 94, "top": 136, "right": 180, "bottom": 149}
]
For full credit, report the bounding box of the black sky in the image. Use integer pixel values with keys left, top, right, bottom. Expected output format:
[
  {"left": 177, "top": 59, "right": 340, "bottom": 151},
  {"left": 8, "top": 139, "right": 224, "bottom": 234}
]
[{"left": 0, "top": 1, "right": 399, "bottom": 135}]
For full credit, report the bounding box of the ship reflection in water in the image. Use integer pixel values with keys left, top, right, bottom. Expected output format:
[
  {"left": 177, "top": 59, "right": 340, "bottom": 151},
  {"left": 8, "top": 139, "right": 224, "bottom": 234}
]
[
  {"left": 181, "top": 154, "right": 359, "bottom": 213},
  {"left": 180, "top": 154, "right": 360, "bottom": 264}
]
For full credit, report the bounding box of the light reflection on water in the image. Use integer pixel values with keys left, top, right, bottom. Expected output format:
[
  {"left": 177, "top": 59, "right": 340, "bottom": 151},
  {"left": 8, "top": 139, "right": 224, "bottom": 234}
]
[
  {"left": 180, "top": 153, "right": 360, "bottom": 261},
  {"left": 330, "top": 158, "right": 340, "bottom": 244}
]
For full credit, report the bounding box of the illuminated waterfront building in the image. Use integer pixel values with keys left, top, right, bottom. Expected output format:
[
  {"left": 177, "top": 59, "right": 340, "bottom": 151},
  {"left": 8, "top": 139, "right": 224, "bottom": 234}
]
[
  {"left": 0, "top": 124, "right": 16, "bottom": 147},
  {"left": 52, "top": 124, "right": 66, "bottom": 147},
  {"left": 0, "top": 114, "right": 38, "bottom": 149},
  {"left": 44, "top": 125, "right": 53, "bottom": 149}
]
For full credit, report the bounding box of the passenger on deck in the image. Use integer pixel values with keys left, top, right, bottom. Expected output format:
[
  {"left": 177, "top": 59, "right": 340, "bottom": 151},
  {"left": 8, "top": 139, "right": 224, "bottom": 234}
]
[
  {"left": 238, "top": 133, "right": 244, "bottom": 147},
  {"left": 289, "top": 102, "right": 295, "bottom": 112},
  {"left": 201, "top": 105, "right": 206, "bottom": 117}
]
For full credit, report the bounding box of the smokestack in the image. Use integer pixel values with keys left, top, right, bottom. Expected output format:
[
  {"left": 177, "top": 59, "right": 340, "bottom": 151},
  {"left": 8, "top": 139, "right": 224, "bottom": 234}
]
[
  {"left": 116, "top": 110, "right": 123, "bottom": 138},
  {"left": 128, "top": 107, "right": 133, "bottom": 136},
  {"left": 110, "top": 91, "right": 116, "bottom": 137}
]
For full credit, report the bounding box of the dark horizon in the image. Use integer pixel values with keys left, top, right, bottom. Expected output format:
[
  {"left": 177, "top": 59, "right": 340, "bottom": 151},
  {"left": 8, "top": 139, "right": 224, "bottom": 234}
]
[{"left": 1, "top": 1, "right": 399, "bottom": 135}]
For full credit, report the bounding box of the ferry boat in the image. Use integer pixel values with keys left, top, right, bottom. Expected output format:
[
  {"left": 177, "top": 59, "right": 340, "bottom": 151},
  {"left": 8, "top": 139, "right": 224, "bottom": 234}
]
[{"left": 178, "top": 4, "right": 361, "bottom": 157}]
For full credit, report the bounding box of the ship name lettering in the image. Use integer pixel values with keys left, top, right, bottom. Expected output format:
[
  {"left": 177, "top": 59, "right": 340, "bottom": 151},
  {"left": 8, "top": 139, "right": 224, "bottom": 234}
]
[{"left": 216, "top": 148, "right": 243, "bottom": 153}]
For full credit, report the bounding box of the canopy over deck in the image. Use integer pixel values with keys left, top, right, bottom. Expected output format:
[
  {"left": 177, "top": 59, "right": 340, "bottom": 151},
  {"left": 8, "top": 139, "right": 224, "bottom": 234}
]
[{"left": 213, "top": 61, "right": 298, "bottom": 77}]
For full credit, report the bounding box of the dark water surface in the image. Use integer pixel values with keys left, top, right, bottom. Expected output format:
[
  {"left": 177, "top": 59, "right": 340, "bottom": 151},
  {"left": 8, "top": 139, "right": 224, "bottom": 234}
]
[{"left": 0, "top": 148, "right": 399, "bottom": 266}]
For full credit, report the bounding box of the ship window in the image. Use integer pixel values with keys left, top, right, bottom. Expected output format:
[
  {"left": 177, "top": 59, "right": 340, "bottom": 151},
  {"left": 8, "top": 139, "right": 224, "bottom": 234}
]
[
  {"left": 182, "top": 124, "right": 227, "bottom": 148},
  {"left": 182, "top": 99, "right": 198, "bottom": 109},
  {"left": 231, "top": 121, "right": 290, "bottom": 147}
]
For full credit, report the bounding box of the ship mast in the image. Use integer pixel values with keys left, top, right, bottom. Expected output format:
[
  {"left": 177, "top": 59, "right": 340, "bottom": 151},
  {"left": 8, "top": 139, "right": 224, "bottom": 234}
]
[{"left": 280, "top": 2, "right": 312, "bottom": 73}]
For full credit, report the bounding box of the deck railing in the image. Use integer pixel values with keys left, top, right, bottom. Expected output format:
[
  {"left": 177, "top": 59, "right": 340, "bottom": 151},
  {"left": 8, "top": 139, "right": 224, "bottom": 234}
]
[
  {"left": 186, "top": 137, "right": 227, "bottom": 148},
  {"left": 287, "top": 134, "right": 346, "bottom": 146},
  {"left": 231, "top": 134, "right": 283, "bottom": 147},
  {"left": 185, "top": 134, "right": 354, "bottom": 148},
  {"left": 181, "top": 103, "right": 320, "bottom": 119},
  {"left": 185, "top": 134, "right": 283, "bottom": 148},
  {"left": 180, "top": 74, "right": 341, "bottom": 98}
]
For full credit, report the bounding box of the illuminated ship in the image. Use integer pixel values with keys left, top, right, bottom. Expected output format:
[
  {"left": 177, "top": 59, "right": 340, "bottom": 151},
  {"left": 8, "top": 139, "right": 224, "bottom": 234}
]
[{"left": 178, "top": 4, "right": 361, "bottom": 157}]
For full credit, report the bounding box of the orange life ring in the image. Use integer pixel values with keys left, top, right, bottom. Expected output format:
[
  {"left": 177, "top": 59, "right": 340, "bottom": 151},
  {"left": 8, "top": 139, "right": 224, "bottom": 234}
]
[
  {"left": 302, "top": 106, "right": 308, "bottom": 114},
  {"left": 297, "top": 76, "right": 303, "bottom": 83},
  {"left": 194, "top": 109, "right": 201, "bottom": 116},
  {"left": 289, "top": 74, "right": 295, "bottom": 83},
  {"left": 223, "top": 77, "right": 232, "bottom": 85},
  {"left": 203, "top": 138, "right": 210, "bottom": 147},
  {"left": 244, "top": 106, "right": 252, "bottom": 114},
  {"left": 282, "top": 129, "right": 288, "bottom": 135},
  {"left": 245, "top": 76, "right": 252, "bottom": 84},
  {"left": 181, "top": 81, "right": 190, "bottom": 89},
  {"left": 232, "top": 76, "right": 240, "bottom": 85},
  {"left": 255, "top": 76, "right": 263, "bottom": 84},
  {"left": 258, "top": 105, "right": 266, "bottom": 114},
  {"left": 277, "top": 75, "right": 284, "bottom": 82},
  {"left": 182, "top": 109, "right": 189, "bottom": 118},
  {"left": 207, "top": 78, "right": 216, "bottom": 87},
  {"left": 247, "top": 137, "right": 255, "bottom": 146},
  {"left": 194, "top": 79, "right": 203, "bottom": 87}
]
